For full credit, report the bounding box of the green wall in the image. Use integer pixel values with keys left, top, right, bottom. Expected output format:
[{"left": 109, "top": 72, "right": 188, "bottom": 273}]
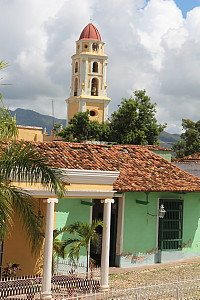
[
  {"left": 123, "top": 192, "right": 158, "bottom": 255},
  {"left": 151, "top": 150, "right": 172, "bottom": 162},
  {"left": 56, "top": 198, "right": 91, "bottom": 254},
  {"left": 182, "top": 193, "right": 200, "bottom": 253},
  {"left": 121, "top": 191, "right": 200, "bottom": 266}
]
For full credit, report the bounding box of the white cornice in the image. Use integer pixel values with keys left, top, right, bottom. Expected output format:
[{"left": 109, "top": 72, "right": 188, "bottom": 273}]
[
  {"left": 27, "top": 189, "right": 117, "bottom": 198},
  {"left": 61, "top": 169, "right": 120, "bottom": 185},
  {"left": 66, "top": 98, "right": 111, "bottom": 104}
]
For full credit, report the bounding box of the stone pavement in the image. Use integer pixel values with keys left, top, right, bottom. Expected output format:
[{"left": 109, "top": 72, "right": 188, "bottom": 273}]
[{"left": 109, "top": 256, "right": 200, "bottom": 274}]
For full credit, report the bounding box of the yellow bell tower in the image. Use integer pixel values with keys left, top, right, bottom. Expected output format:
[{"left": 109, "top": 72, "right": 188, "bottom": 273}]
[{"left": 66, "top": 23, "right": 111, "bottom": 124}]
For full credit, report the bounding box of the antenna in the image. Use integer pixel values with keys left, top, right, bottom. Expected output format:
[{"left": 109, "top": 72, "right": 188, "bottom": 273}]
[{"left": 52, "top": 99, "right": 55, "bottom": 134}]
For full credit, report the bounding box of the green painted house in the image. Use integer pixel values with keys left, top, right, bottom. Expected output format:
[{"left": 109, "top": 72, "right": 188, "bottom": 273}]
[{"left": 38, "top": 142, "right": 200, "bottom": 268}]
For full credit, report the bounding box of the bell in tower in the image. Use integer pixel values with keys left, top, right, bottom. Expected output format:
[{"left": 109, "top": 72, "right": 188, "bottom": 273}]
[{"left": 66, "top": 23, "right": 111, "bottom": 124}]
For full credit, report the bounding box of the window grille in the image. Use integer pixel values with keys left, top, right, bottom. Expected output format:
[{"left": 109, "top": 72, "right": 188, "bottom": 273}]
[{"left": 158, "top": 199, "right": 183, "bottom": 251}]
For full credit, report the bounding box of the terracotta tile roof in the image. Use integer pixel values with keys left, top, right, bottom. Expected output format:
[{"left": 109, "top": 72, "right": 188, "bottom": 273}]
[
  {"left": 144, "top": 145, "right": 171, "bottom": 151},
  {"left": 23, "top": 141, "right": 200, "bottom": 193},
  {"left": 174, "top": 152, "right": 200, "bottom": 163}
]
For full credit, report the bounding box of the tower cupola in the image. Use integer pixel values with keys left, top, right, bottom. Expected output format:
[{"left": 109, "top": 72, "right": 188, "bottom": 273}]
[
  {"left": 79, "top": 23, "right": 101, "bottom": 41},
  {"left": 66, "top": 24, "right": 111, "bottom": 124}
]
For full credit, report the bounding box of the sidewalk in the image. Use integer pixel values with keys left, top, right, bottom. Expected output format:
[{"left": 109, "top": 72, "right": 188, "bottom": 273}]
[{"left": 109, "top": 256, "right": 200, "bottom": 274}]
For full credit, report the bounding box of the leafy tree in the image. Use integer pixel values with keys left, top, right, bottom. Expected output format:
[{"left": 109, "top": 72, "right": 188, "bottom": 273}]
[
  {"left": 109, "top": 90, "right": 166, "bottom": 145},
  {"left": 59, "top": 111, "right": 90, "bottom": 142},
  {"left": 58, "top": 111, "right": 110, "bottom": 142},
  {"left": 59, "top": 90, "right": 165, "bottom": 145},
  {"left": 173, "top": 119, "right": 200, "bottom": 158},
  {"left": 65, "top": 220, "right": 103, "bottom": 273}
]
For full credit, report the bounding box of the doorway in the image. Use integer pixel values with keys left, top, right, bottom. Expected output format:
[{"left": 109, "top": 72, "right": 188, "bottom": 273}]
[{"left": 90, "top": 198, "right": 118, "bottom": 267}]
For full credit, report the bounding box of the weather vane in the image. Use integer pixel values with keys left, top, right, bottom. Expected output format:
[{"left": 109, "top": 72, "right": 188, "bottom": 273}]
[{"left": 90, "top": 17, "right": 93, "bottom": 23}]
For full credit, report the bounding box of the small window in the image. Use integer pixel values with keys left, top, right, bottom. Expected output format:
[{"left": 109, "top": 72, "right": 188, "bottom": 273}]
[
  {"left": 92, "top": 62, "right": 98, "bottom": 73},
  {"left": 84, "top": 45, "right": 88, "bottom": 49},
  {"left": 90, "top": 110, "right": 97, "bottom": 117},
  {"left": 92, "top": 43, "right": 99, "bottom": 51}
]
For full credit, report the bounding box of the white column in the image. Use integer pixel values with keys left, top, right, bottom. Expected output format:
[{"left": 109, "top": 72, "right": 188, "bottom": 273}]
[
  {"left": 79, "top": 99, "right": 86, "bottom": 112},
  {"left": 66, "top": 100, "right": 69, "bottom": 126},
  {"left": 41, "top": 198, "right": 58, "bottom": 300},
  {"left": 104, "top": 101, "right": 109, "bottom": 122},
  {"left": 100, "top": 198, "right": 114, "bottom": 291}
]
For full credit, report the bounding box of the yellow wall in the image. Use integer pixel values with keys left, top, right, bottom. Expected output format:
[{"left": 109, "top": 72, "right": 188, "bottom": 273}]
[
  {"left": 13, "top": 181, "right": 113, "bottom": 192},
  {"left": 3, "top": 199, "right": 46, "bottom": 276},
  {"left": 86, "top": 102, "right": 104, "bottom": 122},
  {"left": 82, "top": 42, "right": 89, "bottom": 52},
  {"left": 68, "top": 102, "right": 79, "bottom": 121},
  {"left": 67, "top": 183, "right": 113, "bottom": 191},
  {"left": 17, "top": 126, "right": 44, "bottom": 142}
]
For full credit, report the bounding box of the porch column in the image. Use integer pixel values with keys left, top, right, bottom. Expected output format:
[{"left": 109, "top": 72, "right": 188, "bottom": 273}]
[
  {"left": 100, "top": 198, "right": 114, "bottom": 291},
  {"left": 41, "top": 198, "right": 58, "bottom": 300}
]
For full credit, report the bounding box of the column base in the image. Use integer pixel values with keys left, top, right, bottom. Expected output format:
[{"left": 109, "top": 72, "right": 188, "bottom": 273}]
[
  {"left": 40, "top": 291, "right": 52, "bottom": 299},
  {"left": 100, "top": 285, "right": 109, "bottom": 292}
]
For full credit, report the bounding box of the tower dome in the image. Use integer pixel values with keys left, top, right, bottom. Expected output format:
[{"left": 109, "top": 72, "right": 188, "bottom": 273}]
[{"left": 79, "top": 23, "right": 101, "bottom": 41}]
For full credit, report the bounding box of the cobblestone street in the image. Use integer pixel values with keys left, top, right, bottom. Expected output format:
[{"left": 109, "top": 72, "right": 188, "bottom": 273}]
[{"left": 109, "top": 257, "right": 200, "bottom": 290}]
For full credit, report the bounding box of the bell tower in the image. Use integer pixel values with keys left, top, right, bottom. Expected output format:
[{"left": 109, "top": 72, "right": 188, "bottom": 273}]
[{"left": 66, "top": 23, "right": 111, "bottom": 124}]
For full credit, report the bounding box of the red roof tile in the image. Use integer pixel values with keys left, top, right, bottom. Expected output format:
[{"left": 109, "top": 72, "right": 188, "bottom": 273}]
[
  {"left": 79, "top": 23, "right": 101, "bottom": 41},
  {"left": 175, "top": 152, "right": 200, "bottom": 163},
  {"left": 23, "top": 141, "right": 200, "bottom": 193}
]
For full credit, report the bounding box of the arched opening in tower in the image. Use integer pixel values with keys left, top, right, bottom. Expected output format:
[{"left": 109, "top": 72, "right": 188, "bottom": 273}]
[
  {"left": 92, "top": 62, "right": 98, "bottom": 73},
  {"left": 74, "top": 78, "right": 78, "bottom": 96},
  {"left": 75, "top": 62, "right": 78, "bottom": 73},
  {"left": 91, "top": 78, "right": 98, "bottom": 96}
]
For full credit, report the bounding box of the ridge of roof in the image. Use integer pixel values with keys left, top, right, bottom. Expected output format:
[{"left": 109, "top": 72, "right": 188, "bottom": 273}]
[
  {"left": 175, "top": 152, "right": 200, "bottom": 163},
  {"left": 10, "top": 141, "right": 199, "bottom": 193}
]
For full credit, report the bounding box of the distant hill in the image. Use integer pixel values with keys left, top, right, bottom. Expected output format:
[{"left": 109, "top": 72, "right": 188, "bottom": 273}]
[
  {"left": 10, "top": 108, "right": 66, "bottom": 134},
  {"left": 158, "top": 131, "right": 180, "bottom": 149},
  {"left": 10, "top": 108, "right": 180, "bottom": 147}
]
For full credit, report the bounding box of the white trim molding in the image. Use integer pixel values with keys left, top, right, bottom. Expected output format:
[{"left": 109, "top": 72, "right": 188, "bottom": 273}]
[
  {"left": 27, "top": 189, "right": 117, "bottom": 198},
  {"left": 61, "top": 169, "right": 120, "bottom": 185}
]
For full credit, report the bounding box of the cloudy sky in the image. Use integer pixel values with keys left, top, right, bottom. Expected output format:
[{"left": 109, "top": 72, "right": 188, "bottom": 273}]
[{"left": 1, "top": 0, "right": 200, "bottom": 133}]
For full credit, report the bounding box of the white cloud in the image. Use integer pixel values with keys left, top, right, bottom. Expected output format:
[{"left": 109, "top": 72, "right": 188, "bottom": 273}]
[{"left": 0, "top": 0, "right": 200, "bottom": 133}]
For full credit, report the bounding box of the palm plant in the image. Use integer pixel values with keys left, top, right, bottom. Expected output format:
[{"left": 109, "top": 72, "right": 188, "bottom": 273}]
[
  {"left": 52, "top": 226, "right": 69, "bottom": 273},
  {"left": 0, "top": 106, "right": 64, "bottom": 253},
  {"left": 66, "top": 220, "right": 103, "bottom": 273}
]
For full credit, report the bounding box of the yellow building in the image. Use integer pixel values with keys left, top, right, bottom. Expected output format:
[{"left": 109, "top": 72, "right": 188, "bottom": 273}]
[
  {"left": 16, "top": 125, "right": 44, "bottom": 142},
  {"left": 66, "top": 23, "right": 111, "bottom": 124}
]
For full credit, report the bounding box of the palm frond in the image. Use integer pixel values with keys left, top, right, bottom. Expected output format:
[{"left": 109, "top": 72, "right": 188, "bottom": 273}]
[
  {"left": 0, "top": 141, "right": 65, "bottom": 198},
  {"left": 0, "top": 180, "right": 14, "bottom": 240},
  {"left": 65, "top": 220, "right": 103, "bottom": 266},
  {"left": 0, "top": 106, "right": 18, "bottom": 139},
  {"left": 53, "top": 226, "right": 69, "bottom": 238},
  {"left": 7, "top": 184, "right": 44, "bottom": 253},
  {"left": 53, "top": 239, "right": 67, "bottom": 259},
  {"left": 0, "top": 61, "right": 8, "bottom": 70}
]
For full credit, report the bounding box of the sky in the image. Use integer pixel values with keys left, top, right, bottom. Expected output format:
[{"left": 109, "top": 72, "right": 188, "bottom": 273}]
[{"left": 1, "top": 0, "right": 200, "bottom": 133}]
